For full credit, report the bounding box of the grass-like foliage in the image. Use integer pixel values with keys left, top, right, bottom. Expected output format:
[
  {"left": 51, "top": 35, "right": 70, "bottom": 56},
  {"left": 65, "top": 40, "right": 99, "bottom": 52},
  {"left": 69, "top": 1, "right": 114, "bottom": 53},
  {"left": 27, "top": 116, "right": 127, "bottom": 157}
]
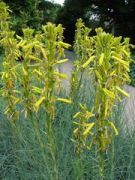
[
  {"left": 0, "top": 2, "right": 134, "bottom": 180},
  {"left": 0, "top": 82, "right": 135, "bottom": 180}
]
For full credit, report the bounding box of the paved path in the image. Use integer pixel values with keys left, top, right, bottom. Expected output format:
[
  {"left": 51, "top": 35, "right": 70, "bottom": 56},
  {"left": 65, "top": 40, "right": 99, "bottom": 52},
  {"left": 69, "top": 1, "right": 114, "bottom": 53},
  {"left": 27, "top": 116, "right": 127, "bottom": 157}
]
[
  {"left": 60, "top": 50, "right": 135, "bottom": 129},
  {"left": 123, "top": 85, "right": 135, "bottom": 130},
  {"left": 59, "top": 50, "right": 75, "bottom": 91}
]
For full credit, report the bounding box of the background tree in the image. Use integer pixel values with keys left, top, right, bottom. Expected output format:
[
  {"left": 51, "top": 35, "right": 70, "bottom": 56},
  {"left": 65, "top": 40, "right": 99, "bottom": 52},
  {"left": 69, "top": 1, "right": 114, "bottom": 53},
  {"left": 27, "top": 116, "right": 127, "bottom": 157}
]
[
  {"left": 90, "top": 0, "right": 135, "bottom": 43},
  {"left": 3, "top": 0, "right": 43, "bottom": 33},
  {"left": 56, "top": 0, "right": 135, "bottom": 44},
  {"left": 56, "top": 0, "right": 91, "bottom": 44},
  {"left": 2, "top": 0, "right": 135, "bottom": 44},
  {"left": 39, "top": 1, "right": 61, "bottom": 25},
  {"left": 2, "top": 0, "right": 61, "bottom": 34}
]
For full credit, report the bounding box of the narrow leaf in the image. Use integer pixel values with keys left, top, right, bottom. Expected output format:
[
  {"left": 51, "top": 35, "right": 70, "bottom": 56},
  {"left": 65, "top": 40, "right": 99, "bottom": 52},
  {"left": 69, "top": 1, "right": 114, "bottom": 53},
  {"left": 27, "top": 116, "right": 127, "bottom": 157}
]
[
  {"left": 103, "top": 88, "right": 115, "bottom": 99},
  {"left": 99, "top": 53, "right": 104, "bottom": 66},
  {"left": 83, "top": 123, "right": 95, "bottom": 136},
  {"left": 115, "top": 86, "right": 129, "bottom": 97},
  {"left": 54, "top": 72, "right": 67, "bottom": 79},
  {"left": 109, "top": 122, "right": 119, "bottom": 135},
  {"left": 57, "top": 59, "right": 68, "bottom": 64},
  {"left": 35, "top": 97, "right": 45, "bottom": 110},
  {"left": 73, "top": 112, "right": 81, "bottom": 119},
  {"left": 57, "top": 98, "right": 72, "bottom": 104},
  {"left": 112, "top": 55, "right": 129, "bottom": 67},
  {"left": 82, "top": 56, "right": 95, "bottom": 68}
]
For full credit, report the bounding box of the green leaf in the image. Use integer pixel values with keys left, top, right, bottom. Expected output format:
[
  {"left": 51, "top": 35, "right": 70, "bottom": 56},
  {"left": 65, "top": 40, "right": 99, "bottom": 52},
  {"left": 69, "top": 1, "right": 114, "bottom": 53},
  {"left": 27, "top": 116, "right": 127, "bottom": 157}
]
[
  {"left": 32, "top": 86, "right": 42, "bottom": 94},
  {"left": 29, "top": 55, "right": 42, "bottom": 62},
  {"left": 83, "top": 123, "right": 95, "bottom": 136},
  {"left": 56, "top": 59, "right": 68, "bottom": 64},
  {"left": 73, "top": 112, "right": 81, "bottom": 118},
  {"left": 56, "top": 98, "right": 72, "bottom": 104},
  {"left": 109, "top": 122, "right": 119, "bottom": 135},
  {"left": 112, "top": 55, "right": 129, "bottom": 67},
  {"left": 115, "top": 86, "right": 129, "bottom": 97},
  {"left": 22, "top": 67, "right": 28, "bottom": 76},
  {"left": 35, "top": 97, "right": 45, "bottom": 110},
  {"left": 54, "top": 72, "right": 67, "bottom": 79},
  {"left": 73, "top": 128, "right": 78, "bottom": 134},
  {"left": 103, "top": 88, "right": 115, "bottom": 99},
  {"left": 59, "top": 41, "right": 71, "bottom": 49},
  {"left": 82, "top": 56, "right": 95, "bottom": 68},
  {"left": 99, "top": 53, "right": 104, "bottom": 66},
  {"left": 95, "top": 70, "right": 103, "bottom": 81},
  {"left": 122, "top": 48, "right": 130, "bottom": 57}
]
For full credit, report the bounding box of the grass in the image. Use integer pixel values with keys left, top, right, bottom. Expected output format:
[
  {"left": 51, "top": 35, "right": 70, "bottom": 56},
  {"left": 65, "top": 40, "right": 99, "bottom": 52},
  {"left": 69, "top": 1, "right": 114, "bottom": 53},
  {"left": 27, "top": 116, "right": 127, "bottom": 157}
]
[
  {"left": 0, "top": 52, "right": 135, "bottom": 179},
  {"left": 0, "top": 48, "right": 135, "bottom": 179},
  {"left": 0, "top": 77, "right": 135, "bottom": 180},
  {"left": 0, "top": 4, "right": 135, "bottom": 179}
]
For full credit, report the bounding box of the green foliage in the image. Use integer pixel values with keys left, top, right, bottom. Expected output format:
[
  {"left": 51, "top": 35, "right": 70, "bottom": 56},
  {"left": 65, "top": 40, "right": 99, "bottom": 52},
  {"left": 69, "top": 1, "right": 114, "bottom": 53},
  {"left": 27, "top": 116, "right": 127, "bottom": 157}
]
[
  {"left": 0, "top": 2, "right": 20, "bottom": 120},
  {"left": 0, "top": 3, "right": 134, "bottom": 180},
  {"left": 72, "top": 19, "right": 131, "bottom": 178},
  {"left": 2, "top": 0, "right": 43, "bottom": 33},
  {"left": 56, "top": 0, "right": 135, "bottom": 44},
  {"left": 2, "top": 0, "right": 61, "bottom": 34},
  {"left": 56, "top": 0, "right": 91, "bottom": 43},
  {"left": 39, "top": 1, "right": 62, "bottom": 24},
  {"left": 0, "top": 3, "right": 71, "bottom": 179},
  {"left": 89, "top": 0, "right": 135, "bottom": 43},
  {"left": 0, "top": 81, "right": 135, "bottom": 180},
  {"left": 72, "top": 19, "right": 131, "bottom": 152}
]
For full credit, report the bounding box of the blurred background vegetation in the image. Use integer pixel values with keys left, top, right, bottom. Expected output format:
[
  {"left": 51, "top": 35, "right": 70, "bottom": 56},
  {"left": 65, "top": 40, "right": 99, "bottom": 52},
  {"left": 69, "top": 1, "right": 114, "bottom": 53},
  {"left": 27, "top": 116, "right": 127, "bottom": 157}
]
[
  {"left": 1, "top": 0, "right": 135, "bottom": 86},
  {"left": 2, "top": 0, "right": 135, "bottom": 44},
  {"left": 56, "top": 0, "right": 135, "bottom": 45},
  {"left": 2, "top": 0, "right": 61, "bottom": 34},
  {"left": 58, "top": 0, "right": 135, "bottom": 87},
  {"left": 0, "top": 2, "right": 135, "bottom": 179}
]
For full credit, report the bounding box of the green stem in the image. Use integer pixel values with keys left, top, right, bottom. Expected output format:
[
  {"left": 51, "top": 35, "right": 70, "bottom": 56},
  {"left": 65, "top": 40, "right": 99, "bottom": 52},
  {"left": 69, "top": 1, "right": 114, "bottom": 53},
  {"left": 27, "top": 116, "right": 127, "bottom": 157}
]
[
  {"left": 46, "top": 113, "right": 58, "bottom": 180},
  {"left": 98, "top": 151, "right": 104, "bottom": 180},
  {"left": 73, "top": 153, "right": 83, "bottom": 180},
  {"left": 110, "top": 141, "right": 115, "bottom": 180},
  {"left": 30, "top": 114, "right": 51, "bottom": 179}
]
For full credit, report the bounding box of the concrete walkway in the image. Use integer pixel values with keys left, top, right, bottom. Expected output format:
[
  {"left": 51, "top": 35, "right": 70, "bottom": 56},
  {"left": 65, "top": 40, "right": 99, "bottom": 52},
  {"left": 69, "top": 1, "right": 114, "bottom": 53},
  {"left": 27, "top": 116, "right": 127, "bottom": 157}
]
[{"left": 123, "top": 85, "right": 135, "bottom": 129}]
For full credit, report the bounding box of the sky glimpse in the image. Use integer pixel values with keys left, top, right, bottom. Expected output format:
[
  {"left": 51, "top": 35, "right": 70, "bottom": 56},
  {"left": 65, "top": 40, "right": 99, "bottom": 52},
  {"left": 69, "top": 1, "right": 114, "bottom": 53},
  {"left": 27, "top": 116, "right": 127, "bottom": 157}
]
[{"left": 50, "top": 0, "right": 64, "bottom": 5}]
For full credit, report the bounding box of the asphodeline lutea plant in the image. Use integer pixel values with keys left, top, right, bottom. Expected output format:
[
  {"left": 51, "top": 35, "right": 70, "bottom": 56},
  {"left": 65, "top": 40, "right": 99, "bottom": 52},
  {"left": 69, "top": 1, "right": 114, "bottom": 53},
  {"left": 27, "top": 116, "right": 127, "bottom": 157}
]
[
  {"left": 71, "top": 19, "right": 94, "bottom": 99},
  {"left": 33, "top": 23, "right": 72, "bottom": 180},
  {"left": 16, "top": 28, "right": 39, "bottom": 118},
  {"left": 33, "top": 23, "right": 72, "bottom": 118},
  {"left": 73, "top": 21, "right": 131, "bottom": 155},
  {"left": 0, "top": 2, "right": 72, "bottom": 179},
  {"left": 0, "top": 2, "right": 21, "bottom": 121},
  {"left": 16, "top": 22, "right": 71, "bottom": 180}
]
